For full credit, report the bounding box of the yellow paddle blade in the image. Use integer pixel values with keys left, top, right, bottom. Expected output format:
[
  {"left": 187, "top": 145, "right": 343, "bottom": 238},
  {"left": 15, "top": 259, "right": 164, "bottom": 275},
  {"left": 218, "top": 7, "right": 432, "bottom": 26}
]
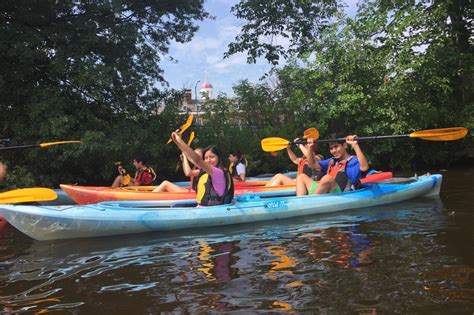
[
  {"left": 261, "top": 137, "right": 291, "bottom": 152},
  {"left": 187, "top": 131, "right": 195, "bottom": 145},
  {"left": 167, "top": 115, "right": 194, "bottom": 144},
  {"left": 180, "top": 114, "right": 194, "bottom": 135},
  {"left": 303, "top": 128, "right": 319, "bottom": 140},
  {"left": 39, "top": 140, "right": 82, "bottom": 148},
  {"left": 0, "top": 188, "right": 57, "bottom": 204},
  {"left": 409, "top": 127, "right": 468, "bottom": 141}
]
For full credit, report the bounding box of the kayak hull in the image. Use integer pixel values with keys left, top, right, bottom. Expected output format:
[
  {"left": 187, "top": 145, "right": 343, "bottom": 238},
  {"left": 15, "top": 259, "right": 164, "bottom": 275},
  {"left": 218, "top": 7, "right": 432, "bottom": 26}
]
[
  {"left": 60, "top": 172, "right": 393, "bottom": 205},
  {"left": 0, "top": 174, "right": 441, "bottom": 241}
]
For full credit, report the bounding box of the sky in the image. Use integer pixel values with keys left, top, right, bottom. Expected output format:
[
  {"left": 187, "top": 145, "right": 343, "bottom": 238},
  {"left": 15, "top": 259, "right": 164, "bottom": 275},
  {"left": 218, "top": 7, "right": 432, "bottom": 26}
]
[{"left": 161, "top": 0, "right": 358, "bottom": 97}]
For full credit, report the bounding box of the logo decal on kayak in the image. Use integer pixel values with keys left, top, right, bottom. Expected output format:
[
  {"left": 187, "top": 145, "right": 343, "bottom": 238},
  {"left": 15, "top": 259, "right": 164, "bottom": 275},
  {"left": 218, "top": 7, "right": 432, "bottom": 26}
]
[{"left": 265, "top": 200, "right": 288, "bottom": 210}]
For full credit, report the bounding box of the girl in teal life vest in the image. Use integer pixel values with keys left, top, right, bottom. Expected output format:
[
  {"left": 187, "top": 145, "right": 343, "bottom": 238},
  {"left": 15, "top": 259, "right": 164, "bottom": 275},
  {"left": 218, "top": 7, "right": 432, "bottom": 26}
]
[{"left": 170, "top": 131, "right": 234, "bottom": 206}]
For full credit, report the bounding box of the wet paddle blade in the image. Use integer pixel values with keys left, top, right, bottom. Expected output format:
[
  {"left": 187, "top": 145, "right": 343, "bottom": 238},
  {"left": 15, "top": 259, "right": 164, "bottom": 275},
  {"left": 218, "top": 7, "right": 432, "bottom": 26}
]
[
  {"left": 409, "top": 127, "right": 468, "bottom": 141},
  {"left": 261, "top": 137, "right": 291, "bottom": 152},
  {"left": 303, "top": 128, "right": 319, "bottom": 140},
  {"left": 39, "top": 140, "right": 82, "bottom": 148},
  {"left": 0, "top": 188, "right": 57, "bottom": 204}
]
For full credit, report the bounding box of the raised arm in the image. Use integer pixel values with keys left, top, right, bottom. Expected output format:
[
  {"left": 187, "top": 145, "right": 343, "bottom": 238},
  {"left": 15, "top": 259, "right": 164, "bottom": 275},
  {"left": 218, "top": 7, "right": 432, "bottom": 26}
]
[
  {"left": 305, "top": 138, "right": 322, "bottom": 170},
  {"left": 181, "top": 153, "right": 198, "bottom": 177},
  {"left": 286, "top": 145, "right": 300, "bottom": 165},
  {"left": 346, "top": 135, "right": 369, "bottom": 172},
  {"left": 172, "top": 131, "right": 213, "bottom": 175}
]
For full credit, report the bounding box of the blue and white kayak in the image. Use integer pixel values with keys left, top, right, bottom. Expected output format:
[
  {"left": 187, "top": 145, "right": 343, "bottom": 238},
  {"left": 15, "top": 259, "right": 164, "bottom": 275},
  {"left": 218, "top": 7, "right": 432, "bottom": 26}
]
[{"left": 0, "top": 174, "right": 442, "bottom": 241}]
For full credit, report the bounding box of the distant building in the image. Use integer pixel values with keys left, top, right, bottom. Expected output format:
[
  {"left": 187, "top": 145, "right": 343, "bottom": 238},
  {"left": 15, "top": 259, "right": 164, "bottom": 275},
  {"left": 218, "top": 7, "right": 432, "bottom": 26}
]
[{"left": 180, "top": 80, "right": 214, "bottom": 125}]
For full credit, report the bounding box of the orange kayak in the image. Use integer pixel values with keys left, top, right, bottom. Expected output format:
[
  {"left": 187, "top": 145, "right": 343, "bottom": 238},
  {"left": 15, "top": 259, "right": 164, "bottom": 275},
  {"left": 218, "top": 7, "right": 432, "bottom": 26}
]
[{"left": 61, "top": 172, "right": 392, "bottom": 205}]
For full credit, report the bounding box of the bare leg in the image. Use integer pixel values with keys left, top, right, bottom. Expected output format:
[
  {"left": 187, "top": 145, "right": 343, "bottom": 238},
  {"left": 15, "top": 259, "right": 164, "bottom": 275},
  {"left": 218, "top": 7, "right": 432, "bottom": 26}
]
[
  {"left": 296, "top": 173, "right": 314, "bottom": 196},
  {"left": 313, "top": 175, "right": 338, "bottom": 194},
  {"left": 266, "top": 173, "right": 296, "bottom": 186},
  {"left": 153, "top": 180, "right": 188, "bottom": 192}
]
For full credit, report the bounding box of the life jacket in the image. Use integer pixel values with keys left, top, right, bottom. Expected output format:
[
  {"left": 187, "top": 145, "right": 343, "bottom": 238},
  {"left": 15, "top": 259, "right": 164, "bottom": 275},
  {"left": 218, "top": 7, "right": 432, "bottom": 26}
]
[
  {"left": 196, "top": 169, "right": 234, "bottom": 206},
  {"left": 135, "top": 167, "right": 156, "bottom": 186},
  {"left": 297, "top": 159, "right": 323, "bottom": 181},
  {"left": 326, "top": 156, "right": 361, "bottom": 191},
  {"left": 229, "top": 162, "right": 236, "bottom": 177},
  {"left": 189, "top": 167, "right": 200, "bottom": 192},
  {"left": 229, "top": 160, "right": 245, "bottom": 181},
  {"left": 114, "top": 161, "right": 131, "bottom": 186}
]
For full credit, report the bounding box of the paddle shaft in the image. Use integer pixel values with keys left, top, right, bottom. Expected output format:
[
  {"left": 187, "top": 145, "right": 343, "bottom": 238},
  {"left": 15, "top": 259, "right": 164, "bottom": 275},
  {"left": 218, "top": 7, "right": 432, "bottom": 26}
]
[
  {"left": 294, "top": 134, "right": 410, "bottom": 145},
  {"left": 0, "top": 144, "right": 41, "bottom": 151}
]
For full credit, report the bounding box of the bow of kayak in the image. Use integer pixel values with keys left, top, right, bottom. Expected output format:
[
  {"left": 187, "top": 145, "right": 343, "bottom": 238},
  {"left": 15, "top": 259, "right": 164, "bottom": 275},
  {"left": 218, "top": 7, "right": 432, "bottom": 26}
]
[{"left": 0, "top": 174, "right": 441, "bottom": 241}]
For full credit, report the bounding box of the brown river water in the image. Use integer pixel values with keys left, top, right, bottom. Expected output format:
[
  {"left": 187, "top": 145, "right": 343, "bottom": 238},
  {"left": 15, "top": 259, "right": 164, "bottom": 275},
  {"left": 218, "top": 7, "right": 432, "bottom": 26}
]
[{"left": 0, "top": 168, "right": 473, "bottom": 314}]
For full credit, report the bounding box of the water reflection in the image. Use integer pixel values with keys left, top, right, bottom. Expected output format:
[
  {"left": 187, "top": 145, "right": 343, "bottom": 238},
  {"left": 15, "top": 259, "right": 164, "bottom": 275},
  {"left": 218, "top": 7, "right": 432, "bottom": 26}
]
[
  {"left": 0, "top": 179, "right": 472, "bottom": 313},
  {"left": 196, "top": 239, "right": 240, "bottom": 283}
]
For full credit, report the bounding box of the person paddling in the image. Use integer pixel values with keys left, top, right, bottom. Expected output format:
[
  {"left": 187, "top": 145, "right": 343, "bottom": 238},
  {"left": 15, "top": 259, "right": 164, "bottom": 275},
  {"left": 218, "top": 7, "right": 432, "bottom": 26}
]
[
  {"left": 296, "top": 135, "right": 369, "bottom": 196},
  {"left": 266, "top": 139, "right": 324, "bottom": 187},
  {"left": 228, "top": 150, "right": 247, "bottom": 182},
  {"left": 170, "top": 130, "right": 234, "bottom": 206},
  {"left": 112, "top": 157, "right": 156, "bottom": 187},
  {"left": 152, "top": 148, "right": 203, "bottom": 193}
]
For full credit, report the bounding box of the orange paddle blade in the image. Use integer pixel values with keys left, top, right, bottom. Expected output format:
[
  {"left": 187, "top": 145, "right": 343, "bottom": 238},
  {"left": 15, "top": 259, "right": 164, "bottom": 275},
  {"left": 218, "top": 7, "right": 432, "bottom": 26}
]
[
  {"left": 303, "top": 128, "right": 319, "bottom": 140},
  {"left": 409, "top": 127, "right": 468, "bottom": 141},
  {"left": 261, "top": 137, "right": 291, "bottom": 152}
]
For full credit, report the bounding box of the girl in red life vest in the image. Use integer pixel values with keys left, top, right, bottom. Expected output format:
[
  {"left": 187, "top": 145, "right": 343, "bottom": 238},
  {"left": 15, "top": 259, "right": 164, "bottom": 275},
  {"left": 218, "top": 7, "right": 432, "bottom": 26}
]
[
  {"left": 265, "top": 139, "right": 323, "bottom": 187},
  {"left": 152, "top": 148, "right": 203, "bottom": 193},
  {"left": 296, "top": 135, "right": 369, "bottom": 196},
  {"left": 111, "top": 157, "right": 156, "bottom": 187}
]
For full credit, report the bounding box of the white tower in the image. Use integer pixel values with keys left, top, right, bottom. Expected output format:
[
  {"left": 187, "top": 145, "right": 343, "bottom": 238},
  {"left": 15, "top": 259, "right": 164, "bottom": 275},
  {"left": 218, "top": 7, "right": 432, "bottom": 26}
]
[{"left": 200, "top": 80, "right": 213, "bottom": 100}]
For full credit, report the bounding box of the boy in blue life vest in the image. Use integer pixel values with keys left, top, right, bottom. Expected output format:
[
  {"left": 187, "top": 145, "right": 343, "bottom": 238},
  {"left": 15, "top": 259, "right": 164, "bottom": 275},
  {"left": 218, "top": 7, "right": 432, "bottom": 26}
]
[{"left": 296, "top": 135, "right": 369, "bottom": 196}]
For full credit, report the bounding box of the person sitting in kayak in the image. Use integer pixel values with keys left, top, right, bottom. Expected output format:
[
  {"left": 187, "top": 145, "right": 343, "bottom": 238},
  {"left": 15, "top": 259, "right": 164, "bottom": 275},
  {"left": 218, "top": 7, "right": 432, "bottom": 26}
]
[
  {"left": 112, "top": 157, "right": 156, "bottom": 187},
  {"left": 152, "top": 148, "right": 203, "bottom": 193},
  {"left": 296, "top": 135, "right": 369, "bottom": 196},
  {"left": 170, "top": 130, "right": 234, "bottom": 206},
  {"left": 228, "top": 150, "right": 247, "bottom": 182},
  {"left": 265, "top": 139, "right": 324, "bottom": 187}
]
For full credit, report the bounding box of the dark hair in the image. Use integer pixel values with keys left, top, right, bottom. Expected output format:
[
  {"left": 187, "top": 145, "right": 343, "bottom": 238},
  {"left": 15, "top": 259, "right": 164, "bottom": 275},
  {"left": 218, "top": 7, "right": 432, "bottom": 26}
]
[
  {"left": 203, "top": 145, "right": 224, "bottom": 169},
  {"left": 311, "top": 142, "right": 321, "bottom": 155},
  {"left": 327, "top": 133, "right": 344, "bottom": 146},
  {"left": 231, "top": 150, "right": 242, "bottom": 160},
  {"left": 133, "top": 156, "right": 147, "bottom": 165}
]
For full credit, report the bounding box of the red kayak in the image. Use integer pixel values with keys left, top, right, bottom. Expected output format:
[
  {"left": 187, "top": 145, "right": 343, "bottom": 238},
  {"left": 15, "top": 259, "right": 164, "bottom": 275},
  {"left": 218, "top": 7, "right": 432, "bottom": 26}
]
[{"left": 61, "top": 172, "right": 393, "bottom": 205}]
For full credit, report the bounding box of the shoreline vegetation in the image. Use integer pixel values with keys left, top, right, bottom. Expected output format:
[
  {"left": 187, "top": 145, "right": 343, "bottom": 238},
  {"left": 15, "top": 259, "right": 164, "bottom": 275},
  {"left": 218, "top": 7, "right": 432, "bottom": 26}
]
[{"left": 0, "top": 0, "right": 471, "bottom": 188}]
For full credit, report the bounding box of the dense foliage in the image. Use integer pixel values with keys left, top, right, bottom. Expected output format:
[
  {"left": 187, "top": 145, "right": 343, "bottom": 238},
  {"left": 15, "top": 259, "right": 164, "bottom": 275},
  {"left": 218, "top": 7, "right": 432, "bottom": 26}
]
[{"left": 0, "top": 0, "right": 471, "bottom": 188}]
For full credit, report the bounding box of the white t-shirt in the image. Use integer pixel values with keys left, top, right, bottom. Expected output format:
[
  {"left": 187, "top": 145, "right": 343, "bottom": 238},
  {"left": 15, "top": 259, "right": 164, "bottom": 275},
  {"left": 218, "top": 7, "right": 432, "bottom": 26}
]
[{"left": 236, "top": 163, "right": 246, "bottom": 175}]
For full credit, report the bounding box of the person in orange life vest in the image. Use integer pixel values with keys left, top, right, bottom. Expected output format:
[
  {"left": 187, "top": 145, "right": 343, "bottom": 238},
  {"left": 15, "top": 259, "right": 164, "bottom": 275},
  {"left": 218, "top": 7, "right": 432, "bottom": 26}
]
[
  {"left": 296, "top": 135, "right": 369, "bottom": 196},
  {"left": 170, "top": 130, "right": 233, "bottom": 206},
  {"left": 111, "top": 157, "right": 156, "bottom": 187},
  {"left": 228, "top": 150, "right": 247, "bottom": 182},
  {"left": 152, "top": 148, "right": 203, "bottom": 193},
  {"left": 0, "top": 161, "right": 6, "bottom": 181},
  {"left": 265, "top": 139, "right": 324, "bottom": 187}
]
